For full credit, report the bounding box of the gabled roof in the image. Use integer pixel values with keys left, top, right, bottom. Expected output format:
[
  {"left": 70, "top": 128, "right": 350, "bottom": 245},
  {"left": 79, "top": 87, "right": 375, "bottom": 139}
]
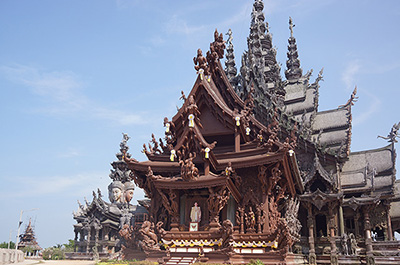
[
  {"left": 303, "top": 153, "right": 336, "bottom": 189},
  {"left": 341, "top": 144, "right": 395, "bottom": 193}
]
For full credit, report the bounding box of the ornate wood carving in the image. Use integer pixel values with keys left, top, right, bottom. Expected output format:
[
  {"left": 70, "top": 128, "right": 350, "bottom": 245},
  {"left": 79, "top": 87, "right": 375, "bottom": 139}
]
[{"left": 207, "top": 187, "right": 230, "bottom": 224}]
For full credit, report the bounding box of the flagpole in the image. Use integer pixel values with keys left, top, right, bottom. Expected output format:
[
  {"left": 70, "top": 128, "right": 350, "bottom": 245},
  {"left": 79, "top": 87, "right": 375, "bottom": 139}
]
[{"left": 15, "top": 210, "right": 23, "bottom": 250}]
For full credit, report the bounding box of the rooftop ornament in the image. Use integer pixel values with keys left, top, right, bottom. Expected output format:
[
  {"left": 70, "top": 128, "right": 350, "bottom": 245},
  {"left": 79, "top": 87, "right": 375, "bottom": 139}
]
[{"left": 378, "top": 122, "right": 400, "bottom": 143}]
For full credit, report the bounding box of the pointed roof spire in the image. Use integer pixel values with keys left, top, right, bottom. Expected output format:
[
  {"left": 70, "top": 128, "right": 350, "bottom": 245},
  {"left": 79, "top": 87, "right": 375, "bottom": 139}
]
[
  {"left": 241, "top": 0, "right": 283, "bottom": 108},
  {"left": 225, "top": 29, "right": 239, "bottom": 91},
  {"left": 285, "top": 17, "right": 303, "bottom": 80}
]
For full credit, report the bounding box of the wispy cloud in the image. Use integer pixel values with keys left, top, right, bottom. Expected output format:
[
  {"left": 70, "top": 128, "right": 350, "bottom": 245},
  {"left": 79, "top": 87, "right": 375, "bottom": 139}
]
[
  {"left": 342, "top": 60, "right": 360, "bottom": 90},
  {"left": 165, "top": 15, "right": 206, "bottom": 36},
  {"left": 1, "top": 64, "right": 147, "bottom": 125},
  {"left": 352, "top": 89, "right": 381, "bottom": 126}
]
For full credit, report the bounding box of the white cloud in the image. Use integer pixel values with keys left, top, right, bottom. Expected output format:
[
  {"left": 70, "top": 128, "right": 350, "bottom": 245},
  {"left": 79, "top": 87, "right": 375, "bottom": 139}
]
[
  {"left": 165, "top": 15, "right": 206, "bottom": 36},
  {"left": 0, "top": 64, "right": 147, "bottom": 125},
  {"left": 342, "top": 60, "right": 360, "bottom": 90}
]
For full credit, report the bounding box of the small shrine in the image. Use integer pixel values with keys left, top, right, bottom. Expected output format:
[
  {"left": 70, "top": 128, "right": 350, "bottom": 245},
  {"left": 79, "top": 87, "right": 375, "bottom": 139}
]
[{"left": 17, "top": 219, "right": 41, "bottom": 257}]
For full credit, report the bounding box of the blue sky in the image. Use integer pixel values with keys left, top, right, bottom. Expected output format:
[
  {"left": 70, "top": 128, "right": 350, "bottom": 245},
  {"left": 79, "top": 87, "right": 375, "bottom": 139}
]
[{"left": 0, "top": 0, "right": 399, "bottom": 248}]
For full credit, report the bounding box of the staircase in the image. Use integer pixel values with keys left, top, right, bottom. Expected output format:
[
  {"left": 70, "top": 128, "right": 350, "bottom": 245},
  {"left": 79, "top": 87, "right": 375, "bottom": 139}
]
[{"left": 165, "top": 256, "right": 197, "bottom": 265}]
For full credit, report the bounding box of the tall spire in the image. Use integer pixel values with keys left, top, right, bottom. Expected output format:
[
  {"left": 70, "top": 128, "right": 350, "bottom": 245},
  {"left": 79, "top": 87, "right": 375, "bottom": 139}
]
[
  {"left": 240, "top": 0, "right": 284, "bottom": 111},
  {"left": 224, "top": 29, "right": 240, "bottom": 93},
  {"left": 285, "top": 17, "right": 303, "bottom": 80}
]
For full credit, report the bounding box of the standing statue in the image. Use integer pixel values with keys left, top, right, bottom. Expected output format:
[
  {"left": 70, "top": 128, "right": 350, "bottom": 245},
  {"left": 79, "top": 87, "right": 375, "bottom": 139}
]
[
  {"left": 349, "top": 233, "right": 358, "bottom": 255},
  {"left": 190, "top": 202, "right": 202, "bottom": 223},
  {"left": 341, "top": 232, "right": 349, "bottom": 255}
]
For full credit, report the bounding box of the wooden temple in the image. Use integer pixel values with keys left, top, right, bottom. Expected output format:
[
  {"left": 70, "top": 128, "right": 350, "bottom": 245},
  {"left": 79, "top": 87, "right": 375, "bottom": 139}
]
[{"left": 74, "top": 0, "right": 400, "bottom": 264}]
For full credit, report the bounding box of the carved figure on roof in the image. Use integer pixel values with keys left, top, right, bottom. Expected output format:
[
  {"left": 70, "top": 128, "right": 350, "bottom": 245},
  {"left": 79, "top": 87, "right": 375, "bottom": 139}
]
[
  {"left": 226, "top": 28, "right": 233, "bottom": 47},
  {"left": 120, "top": 133, "right": 130, "bottom": 153},
  {"left": 108, "top": 181, "right": 124, "bottom": 203},
  {"left": 289, "top": 17, "right": 295, "bottom": 37},
  {"left": 193, "top": 48, "right": 210, "bottom": 76},
  {"left": 190, "top": 202, "right": 202, "bottom": 222},
  {"left": 378, "top": 122, "right": 400, "bottom": 143},
  {"left": 339, "top": 86, "right": 358, "bottom": 110}
]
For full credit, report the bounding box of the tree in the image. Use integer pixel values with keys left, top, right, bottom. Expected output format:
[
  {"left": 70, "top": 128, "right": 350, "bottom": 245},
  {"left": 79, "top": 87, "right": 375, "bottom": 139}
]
[
  {"left": 0, "top": 241, "right": 15, "bottom": 249},
  {"left": 63, "top": 239, "right": 75, "bottom": 252}
]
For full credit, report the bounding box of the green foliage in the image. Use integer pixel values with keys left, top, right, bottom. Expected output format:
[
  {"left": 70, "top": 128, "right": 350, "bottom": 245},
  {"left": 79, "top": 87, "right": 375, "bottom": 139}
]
[
  {"left": 247, "top": 259, "right": 265, "bottom": 265},
  {"left": 22, "top": 246, "right": 34, "bottom": 255},
  {"left": 0, "top": 241, "right": 15, "bottom": 249},
  {"left": 63, "top": 239, "right": 75, "bottom": 252},
  {"left": 42, "top": 247, "right": 65, "bottom": 260}
]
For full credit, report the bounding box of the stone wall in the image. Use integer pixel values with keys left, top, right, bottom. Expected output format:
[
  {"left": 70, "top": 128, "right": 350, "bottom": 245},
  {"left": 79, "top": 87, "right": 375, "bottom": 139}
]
[{"left": 0, "top": 249, "right": 24, "bottom": 265}]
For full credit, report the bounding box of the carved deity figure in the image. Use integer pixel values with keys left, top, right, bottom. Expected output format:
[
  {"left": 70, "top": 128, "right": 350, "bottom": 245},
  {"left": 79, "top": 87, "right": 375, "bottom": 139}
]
[
  {"left": 108, "top": 181, "right": 124, "bottom": 203},
  {"left": 245, "top": 206, "right": 256, "bottom": 232},
  {"left": 190, "top": 202, "right": 202, "bottom": 223},
  {"left": 349, "top": 233, "right": 357, "bottom": 255},
  {"left": 341, "top": 232, "right": 349, "bottom": 255},
  {"left": 193, "top": 48, "right": 209, "bottom": 75}
]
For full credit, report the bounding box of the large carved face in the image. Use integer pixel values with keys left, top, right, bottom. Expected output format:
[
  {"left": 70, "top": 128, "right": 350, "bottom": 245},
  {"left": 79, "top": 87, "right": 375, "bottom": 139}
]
[
  {"left": 111, "top": 187, "right": 122, "bottom": 202},
  {"left": 125, "top": 189, "right": 134, "bottom": 203}
]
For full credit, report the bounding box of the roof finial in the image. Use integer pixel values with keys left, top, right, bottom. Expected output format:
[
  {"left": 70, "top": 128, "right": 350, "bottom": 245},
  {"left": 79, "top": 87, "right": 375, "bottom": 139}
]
[
  {"left": 289, "top": 17, "right": 294, "bottom": 38},
  {"left": 285, "top": 17, "right": 302, "bottom": 80}
]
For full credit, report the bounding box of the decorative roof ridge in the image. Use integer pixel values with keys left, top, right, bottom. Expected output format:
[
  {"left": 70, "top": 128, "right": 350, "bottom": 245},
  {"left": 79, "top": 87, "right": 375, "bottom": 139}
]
[
  {"left": 303, "top": 152, "right": 335, "bottom": 187},
  {"left": 348, "top": 143, "right": 393, "bottom": 155},
  {"left": 285, "top": 17, "right": 303, "bottom": 80}
]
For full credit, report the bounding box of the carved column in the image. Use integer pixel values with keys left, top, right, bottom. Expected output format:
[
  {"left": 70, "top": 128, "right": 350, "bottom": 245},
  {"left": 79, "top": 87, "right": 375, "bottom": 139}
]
[
  {"left": 234, "top": 129, "right": 240, "bottom": 152},
  {"left": 86, "top": 229, "right": 91, "bottom": 254},
  {"left": 307, "top": 204, "right": 316, "bottom": 265},
  {"left": 363, "top": 206, "right": 375, "bottom": 265},
  {"left": 239, "top": 207, "right": 244, "bottom": 234},
  {"left": 328, "top": 204, "right": 338, "bottom": 265},
  {"left": 354, "top": 211, "right": 360, "bottom": 238},
  {"left": 338, "top": 205, "right": 345, "bottom": 236},
  {"left": 384, "top": 203, "right": 393, "bottom": 241}
]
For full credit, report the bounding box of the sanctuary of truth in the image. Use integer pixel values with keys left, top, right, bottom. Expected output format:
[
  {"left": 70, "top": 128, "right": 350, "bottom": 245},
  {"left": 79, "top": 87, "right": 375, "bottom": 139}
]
[{"left": 73, "top": 0, "right": 400, "bottom": 264}]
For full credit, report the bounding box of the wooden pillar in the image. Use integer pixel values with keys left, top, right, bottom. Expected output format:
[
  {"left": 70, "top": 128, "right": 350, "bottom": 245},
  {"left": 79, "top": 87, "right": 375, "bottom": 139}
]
[
  {"left": 338, "top": 205, "right": 345, "bottom": 236},
  {"left": 234, "top": 130, "right": 240, "bottom": 152},
  {"left": 354, "top": 211, "right": 360, "bottom": 238},
  {"left": 363, "top": 207, "right": 375, "bottom": 265},
  {"left": 328, "top": 204, "right": 338, "bottom": 265},
  {"left": 307, "top": 204, "right": 316, "bottom": 265},
  {"left": 86, "top": 229, "right": 91, "bottom": 253},
  {"left": 204, "top": 160, "right": 210, "bottom": 176},
  {"left": 385, "top": 203, "right": 393, "bottom": 241}
]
